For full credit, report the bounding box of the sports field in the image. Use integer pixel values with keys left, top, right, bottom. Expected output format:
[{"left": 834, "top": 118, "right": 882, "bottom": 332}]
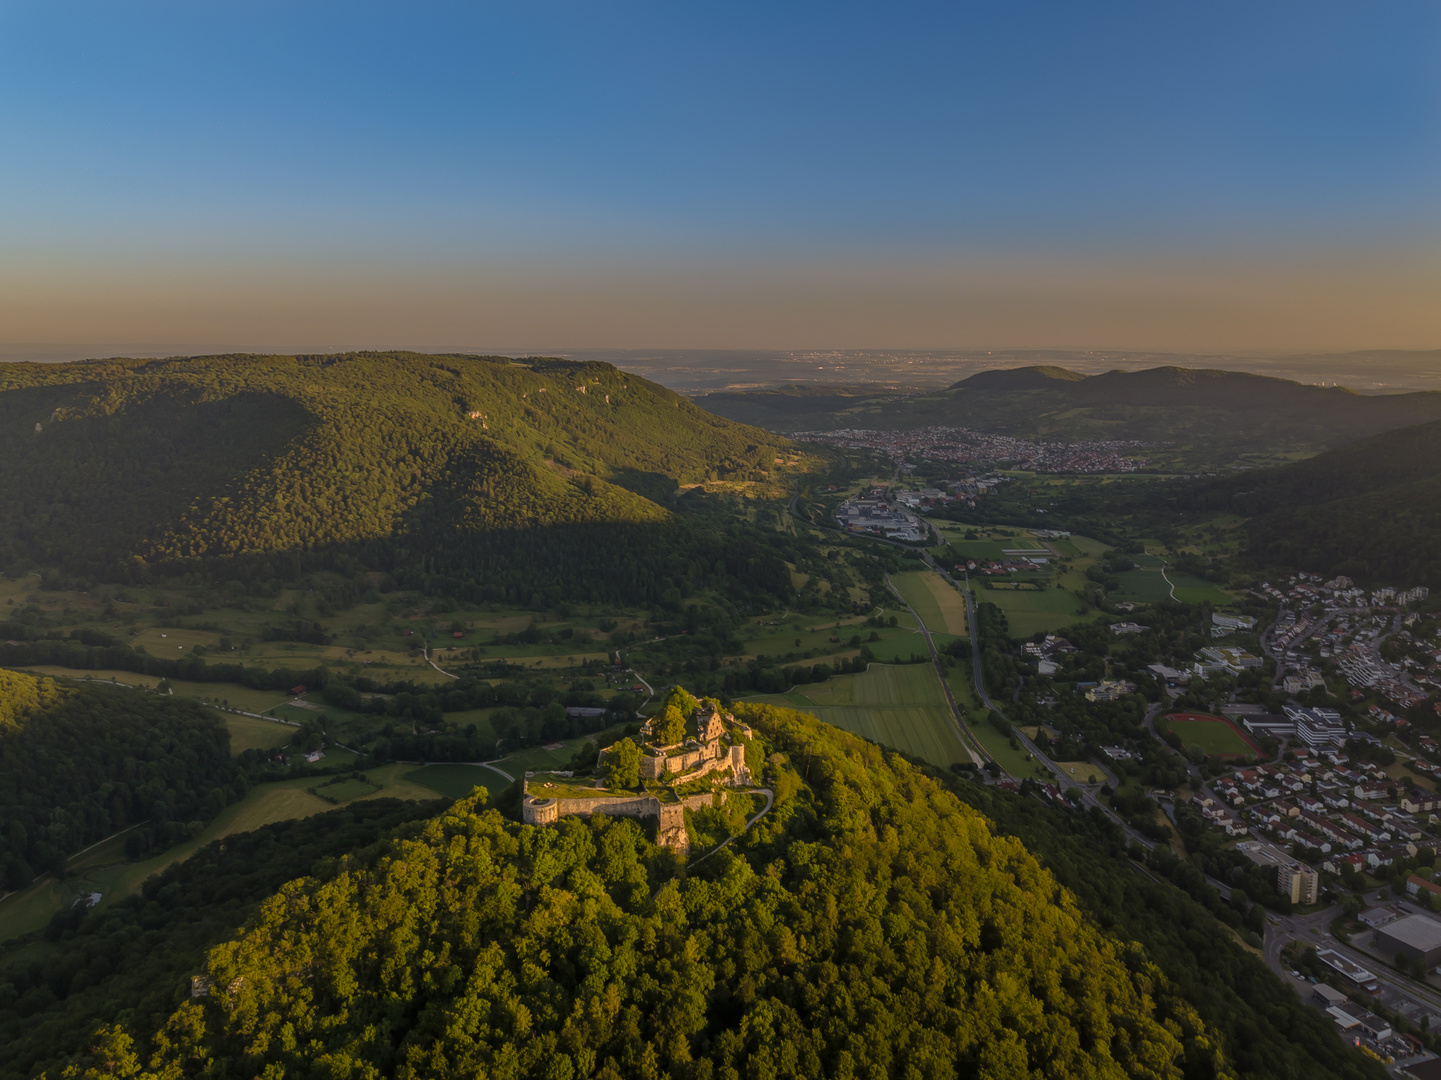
[
  {"left": 891, "top": 571, "right": 969, "bottom": 635},
  {"left": 1161, "top": 713, "right": 1259, "bottom": 757},
  {"left": 747, "top": 663, "right": 967, "bottom": 768}
]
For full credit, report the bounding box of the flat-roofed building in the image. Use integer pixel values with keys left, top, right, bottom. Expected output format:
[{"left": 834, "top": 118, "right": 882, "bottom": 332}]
[{"left": 1374, "top": 913, "right": 1441, "bottom": 966}]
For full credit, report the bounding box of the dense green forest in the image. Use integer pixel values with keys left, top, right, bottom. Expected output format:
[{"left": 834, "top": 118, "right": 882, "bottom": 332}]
[
  {"left": 47, "top": 700, "right": 1384, "bottom": 1080},
  {"left": 698, "top": 365, "right": 1441, "bottom": 466},
  {"left": 0, "top": 353, "right": 803, "bottom": 607},
  {"left": 1188, "top": 418, "right": 1441, "bottom": 586},
  {"left": 0, "top": 799, "right": 444, "bottom": 1080},
  {"left": 0, "top": 672, "right": 241, "bottom": 889}
]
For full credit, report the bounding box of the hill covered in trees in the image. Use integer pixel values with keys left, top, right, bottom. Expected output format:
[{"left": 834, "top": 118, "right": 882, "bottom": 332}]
[
  {"left": 53, "top": 701, "right": 1382, "bottom": 1080},
  {"left": 697, "top": 365, "right": 1441, "bottom": 467},
  {"left": 1186, "top": 418, "right": 1441, "bottom": 586},
  {"left": 0, "top": 352, "right": 799, "bottom": 605},
  {"left": 0, "top": 671, "right": 240, "bottom": 889}
]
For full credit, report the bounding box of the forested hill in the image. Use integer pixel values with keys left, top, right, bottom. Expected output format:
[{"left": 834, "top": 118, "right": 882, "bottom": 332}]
[
  {"left": 57, "top": 702, "right": 1382, "bottom": 1080},
  {"left": 1190, "top": 418, "right": 1441, "bottom": 586},
  {"left": 0, "top": 670, "right": 239, "bottom": 890},
  {"left": 0, "top": 353, "right": 794, "bottom": 599},
  {"left": 697, "top": 365, "right": 1441, "bottom": 463}
]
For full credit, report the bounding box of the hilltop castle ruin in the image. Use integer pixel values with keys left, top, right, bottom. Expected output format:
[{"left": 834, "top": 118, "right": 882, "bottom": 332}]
[{"left": 522, "top": 700, "right": 752, "bottom": 851}]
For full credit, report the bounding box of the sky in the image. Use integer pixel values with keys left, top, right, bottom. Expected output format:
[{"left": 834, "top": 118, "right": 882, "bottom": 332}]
[{"left": 1, "top": 1, "right": 1438, "bottom": 352}]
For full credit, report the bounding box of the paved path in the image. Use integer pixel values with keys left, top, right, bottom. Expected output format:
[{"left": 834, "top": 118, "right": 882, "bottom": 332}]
[
  {"left": 422, "top": 646, "right": 460, "bottom": 680},
  {"left": 401, "top": 759, "right": 517, "bottom": 783},
  {"left": 687, "top": 788, "right": 776, "bottom": 869}
]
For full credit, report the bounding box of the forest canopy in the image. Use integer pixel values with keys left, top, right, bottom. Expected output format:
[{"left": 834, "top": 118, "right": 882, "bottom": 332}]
[
  {"left": 0, "top": 353, "right": 799, "bottom": 605},
  {"left": 62, "top": 699, "right": 1236, "bottom": 1080}
]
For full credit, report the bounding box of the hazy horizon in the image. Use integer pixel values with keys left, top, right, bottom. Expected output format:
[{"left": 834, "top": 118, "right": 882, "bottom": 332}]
[
  {"left": 7, "top": 343, "right": 1441, "bottom": 397},
  {"left": 3, "top": 3, "right": 1438, "bottom": 351}
]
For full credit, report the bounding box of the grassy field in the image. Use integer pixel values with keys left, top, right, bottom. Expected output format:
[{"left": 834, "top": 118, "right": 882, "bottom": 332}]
[
  {"left": 224, "top": 714, "right": 298, "bottom": 754},
  {"left": 970, "top": 721, "right": 1044, "bottom": 778},
  {"left": 168, "top": 680, "right": 293, "bottom": 713},
  {"left": 746, "top": 663, "right": 967, "bottom": 768},
  {"left": 22, "top": 667, "right": 163, "bottom": 689},
  {"left": 1160, "top": 714, "right": 1258, "bottom": 757},
  {"left": 943, "top": 540, "right": 1011, "bottom": 562},
  {"left": 743, "top": 611, "right": 902, "bottom": 656},
  {"left": 402, "top": 764, "right": 508, "bottom": 799},
  {"left": 976, "top": 584, "right": 1091, "bottom": 638},
  {"left": 132, "top": 626, "right": 222, "bottom": 654},
  {"left": 315, "top": 777, "right": 383, "bottom": 801},
  {"left": 890, "top": 571, "right": 969, "bottom": 635},
  {"left": 865, "top": 635, "right": 943, "bottom": 663},
  {"left": 0, "top": 762, "right": 453, "bottom": 943},
  {"left": 1111, "top": 568, "right": 1177, "bottom": 603},
  {"left": 1054, "top": 761, "right": 1107, "bottom": 783}
]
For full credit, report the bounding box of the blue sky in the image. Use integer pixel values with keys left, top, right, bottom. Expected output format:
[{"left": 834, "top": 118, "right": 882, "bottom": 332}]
[{"left": 1, "top": 1, "right": 1437, "bottom": 349}]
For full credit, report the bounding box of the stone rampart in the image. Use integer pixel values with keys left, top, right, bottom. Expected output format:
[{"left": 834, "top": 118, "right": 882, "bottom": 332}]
[{"left": 521, "top": 784, "right": 731, "bottom": 851}]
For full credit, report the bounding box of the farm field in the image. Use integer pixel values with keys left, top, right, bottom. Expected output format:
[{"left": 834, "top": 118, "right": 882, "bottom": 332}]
[
  {"left": 1111, "top": 567, "right": 1176, "bottom": 603},
  {"left": 1160, "top": 713, "right": 1259, "bottom": 757},
  {"left": 864, "top": 634, "right": 933, "bottom": 663},
  {"left": 224, "top": 714, "right": 297, "bottom": 754},
  {"left": 743, "top": 610, "right": 910, "bottom": 658},
  {"left": 403, "top": 764, "right": 508, "bottom": 799},
  {"left": 745, "top": 663, "right": 967, "bottom": 768},
  {"left": 0, "top": 766, "right": 451, "bottom": 943},
  {"left": 942, "top": 540, "right": 1011, "bottom": 562},
  {"left": 970, "top": 721, "right": 1042, "bottom": 778},
  {"left": 976, "top": 584, "right": 1091, "bottom": 638},
  {"left": 167, "top": 680, "right": 292, "bottom": 713},
  {"left": 890, "top": 570, "right": 969, "bottom": 635}
]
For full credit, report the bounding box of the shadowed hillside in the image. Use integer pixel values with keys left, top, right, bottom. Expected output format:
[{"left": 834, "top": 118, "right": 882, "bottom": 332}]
[
  {"left": 0, "top": 353, "right": 797, "bottom": 602},
  {"left": 1190, "top": 418, "right": 1441, "bottom": 585}
]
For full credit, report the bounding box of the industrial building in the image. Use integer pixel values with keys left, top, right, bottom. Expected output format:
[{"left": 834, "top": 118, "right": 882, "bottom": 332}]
[{"left": 1373, "top": 913, "right": 1441, "bottom": 967}]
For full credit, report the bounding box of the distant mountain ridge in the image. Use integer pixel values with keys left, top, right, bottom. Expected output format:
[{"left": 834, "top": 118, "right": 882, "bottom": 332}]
[{"left": 698, "top": 364, "right": 1441, "bottom": 468}]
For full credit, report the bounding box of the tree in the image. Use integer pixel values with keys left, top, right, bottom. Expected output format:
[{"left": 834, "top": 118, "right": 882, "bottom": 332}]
[
  {"left": 652, "top": 704, "right": 686, "bottom": 747},
  {"left": 662, "top": 686, "right": 700, "bottom": 716},
  {"left": 603, "top": 737, "right": 641, "bottom": 789}
]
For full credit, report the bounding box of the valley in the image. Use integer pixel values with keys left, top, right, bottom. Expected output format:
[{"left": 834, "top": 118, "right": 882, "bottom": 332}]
[{"left": 4, "top": 353, "right": 1440, "bottom": 1079}]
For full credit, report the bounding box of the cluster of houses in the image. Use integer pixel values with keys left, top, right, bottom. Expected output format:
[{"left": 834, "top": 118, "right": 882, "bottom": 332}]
[
  {"left": 1257, "top": 573, "right": 1429, "bottom": 611},
  {"left": 1262, "top": 573, "right": 1433, "bottom": 711},
  {"left": 799, "top": 426, "right": 1155, "bottom": 473},
  {"left": 1197, "top": 747, "right": 1441, "bottom": 882},
  {"left": 963, "top": 551, "right": 1054, "bottom": 576}
]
